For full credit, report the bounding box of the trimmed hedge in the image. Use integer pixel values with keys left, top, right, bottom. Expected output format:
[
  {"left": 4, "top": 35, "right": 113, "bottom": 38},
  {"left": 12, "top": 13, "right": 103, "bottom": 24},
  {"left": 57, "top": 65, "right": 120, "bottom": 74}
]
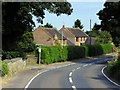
[
  {"left": 41, "top": 46, "right": 68, "bottom": 64},
  {"left": 38, "top": 44, "right": 113, "bottom": 64}
]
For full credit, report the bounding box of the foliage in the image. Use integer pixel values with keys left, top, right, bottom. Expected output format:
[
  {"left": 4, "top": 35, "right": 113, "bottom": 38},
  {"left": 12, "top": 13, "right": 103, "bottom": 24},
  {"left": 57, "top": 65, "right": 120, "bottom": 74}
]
[
  {"left": 0, "top": 61, "right": 9, "bottom": 76},
  {"left": 39, "top": 44, "right": 113, "bottom": 64},
  {"left": 17, "top": 31, "right": 36, "bottom": 52},
  {"left": 92, "top": 23, "right": 101, "bottom": 31},
  {"left": 41, "top": 46, "right": 68, "bottom": 64},
  {"left": 2, "top": 2, "right": 73, "bottom": 51},
  {"left": 86, "top": 30, "right": 112, "bottom": 44},
  {"left": 95, "top": 31, "right": 112, "bottom": 44},
  {"left": 67, "top": 46, "right": 85, "bottom": 60},
  {"left": 107, "top": 52, "right": 120, "bottom": 80},
  {"left": 97, "top": 1, "right": 120, "bottom": 46},
  {"left": 2, "top": 51, "right": 26, "bottom": 60},
  {"left": 43, "top": 23, "right": 53, "bottom": 28},
  {"left": 73, "top": 19, "right": 83, "bottom": 29}
]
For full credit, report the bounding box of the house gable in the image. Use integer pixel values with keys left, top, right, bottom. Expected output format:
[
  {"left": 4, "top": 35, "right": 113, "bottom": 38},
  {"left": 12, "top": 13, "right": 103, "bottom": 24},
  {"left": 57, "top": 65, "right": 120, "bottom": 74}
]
[{"left": 33, "top": 26, "right": 54, "bottom": 46}]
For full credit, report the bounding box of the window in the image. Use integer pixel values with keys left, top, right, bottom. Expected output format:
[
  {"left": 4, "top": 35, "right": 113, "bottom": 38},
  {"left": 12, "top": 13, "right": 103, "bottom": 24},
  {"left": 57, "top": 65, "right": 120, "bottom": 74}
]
[
  {"left": 81, "top": 37, "right": 82, "bottom": 41},
  {"left": 76, "top": 37, "right": 79, "bottom": 42}
]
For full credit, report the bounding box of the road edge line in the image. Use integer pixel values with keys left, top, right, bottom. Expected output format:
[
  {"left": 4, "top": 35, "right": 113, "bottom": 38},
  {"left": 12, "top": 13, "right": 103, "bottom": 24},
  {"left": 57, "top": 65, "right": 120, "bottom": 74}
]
[
  {"left": 102, "top": 66, "right": 120, "bottom": 87},
  {"left": 24, "top": 63, "right": 76, "bottom": 89},
  {"left": 24, "top": 70, "right": 48, "bottom": 89}
]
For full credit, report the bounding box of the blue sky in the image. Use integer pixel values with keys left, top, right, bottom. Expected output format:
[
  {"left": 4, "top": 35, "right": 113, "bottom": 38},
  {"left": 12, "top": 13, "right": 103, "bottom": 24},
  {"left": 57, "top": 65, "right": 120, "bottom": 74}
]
[{"left": 33, "top": 1, "right": 105, "bottom": 31}]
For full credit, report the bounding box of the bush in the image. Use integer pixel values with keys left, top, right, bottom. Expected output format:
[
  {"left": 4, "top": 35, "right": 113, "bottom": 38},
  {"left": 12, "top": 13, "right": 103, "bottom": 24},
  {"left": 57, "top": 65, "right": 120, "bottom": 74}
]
[
  {"left": 107, "top": 52, "right": 120, "bottom": 78},
  {"left": 2, "top": 51, "right": 26, "bottom": 60},
  {"left": 0, "top": 61, "right": 9, "bottom": 76}
]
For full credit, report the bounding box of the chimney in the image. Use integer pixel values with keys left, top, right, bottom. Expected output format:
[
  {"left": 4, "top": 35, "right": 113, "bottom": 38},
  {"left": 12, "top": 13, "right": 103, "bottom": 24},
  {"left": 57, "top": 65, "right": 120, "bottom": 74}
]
[{"left": 63, "top": 25, "right": 65, "bottom": 28}]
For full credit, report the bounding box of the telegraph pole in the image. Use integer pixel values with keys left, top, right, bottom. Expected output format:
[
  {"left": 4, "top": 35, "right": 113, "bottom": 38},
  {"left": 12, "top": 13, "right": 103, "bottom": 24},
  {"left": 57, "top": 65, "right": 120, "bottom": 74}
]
[
  {"left": 62, "top": 21, "right": 65, "bottom": 46},
  {"left": 90, "top": 19, "right": 92, "bottom": 45}
]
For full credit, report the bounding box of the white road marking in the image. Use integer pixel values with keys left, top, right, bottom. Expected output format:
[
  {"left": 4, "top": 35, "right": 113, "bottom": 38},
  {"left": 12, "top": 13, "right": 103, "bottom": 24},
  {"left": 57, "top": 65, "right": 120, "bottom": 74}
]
[
  {"left": 102, "top": 66, "right": 120, "bottom": 87},
  {"left": 83, "top": 64, "right": 88, "bottom": 67},
  {"left": 69, "top": 72, "right": 72, "bottom": 77},
  {"left": 24, "top": 62, "right": 76, "bottom": 89},
  {"left": 77, "top": 67, "right": 80, "bottom": 69},
  {"left": 24, "top": 70, "right": 48, "bottom": 89},
  {"left": 72, "top": 69, "right": 75, "bottom": 72},
  {"left": 89, "top": 63, "right": 92, "bottom": 65},
  {"left": 72, "top": 85, "right": 77, "bottom": 90},
  {"left": 69, "top": 77, "right": 73, "bottom": 83}
]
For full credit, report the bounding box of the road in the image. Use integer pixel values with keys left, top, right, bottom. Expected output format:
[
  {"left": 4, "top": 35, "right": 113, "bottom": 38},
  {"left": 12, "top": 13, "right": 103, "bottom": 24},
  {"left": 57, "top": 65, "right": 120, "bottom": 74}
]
[{"left": 26, "top": 57, "right": 120, "bottom": 89}]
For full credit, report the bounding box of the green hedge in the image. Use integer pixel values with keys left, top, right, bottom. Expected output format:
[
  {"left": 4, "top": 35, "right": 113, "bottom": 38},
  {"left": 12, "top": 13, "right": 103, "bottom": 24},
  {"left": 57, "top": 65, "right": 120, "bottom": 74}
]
[
  {"left": 41, "top": 46, "right": 68, "bottom": 64},
  {"left": 0, "top": 61, "right": 9, "bottom": 76},
  {"left": 67, "top": 46, "right": 86, "bottom": 60},
  {"left": 38, "top": 44, "right": 113, "bottom": 64}
]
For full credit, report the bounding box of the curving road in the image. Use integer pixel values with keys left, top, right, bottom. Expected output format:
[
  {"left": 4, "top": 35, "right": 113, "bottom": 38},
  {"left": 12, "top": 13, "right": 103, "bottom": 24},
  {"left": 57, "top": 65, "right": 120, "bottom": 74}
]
[{"left": 26, "top": 57, "right": 120, "bottom": 90}]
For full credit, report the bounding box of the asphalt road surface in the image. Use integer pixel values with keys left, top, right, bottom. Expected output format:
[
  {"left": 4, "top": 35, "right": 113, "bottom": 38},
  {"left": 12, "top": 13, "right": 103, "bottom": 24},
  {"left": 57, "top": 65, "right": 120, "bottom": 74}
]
[{"left": 26, "top": 57, "right": 120, "bottom": 90}]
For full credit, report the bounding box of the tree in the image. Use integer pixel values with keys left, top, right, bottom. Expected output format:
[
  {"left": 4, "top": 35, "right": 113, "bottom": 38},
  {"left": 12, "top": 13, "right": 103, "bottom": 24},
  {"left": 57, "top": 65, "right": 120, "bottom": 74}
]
[
  {"left": 95, "top": 31, "right": 112, "bottom": 44},
  {"left": 2, "top": 2, "right": 73, "bottom": 51},
  {"left": 92, "top": 23, "right": 101, "bottom": 31},
  {"left": 97, "top": 1, "right": 120, "bottom": 46},
  {"left": 17, "top": 32, "right": 36, "bottom": 52},
  {"left": 43, "top": 23, "right": 53, "bottom": 28},
  {"left": 86, "top": 30, "right": 112, "bottom": 44},
  {"left": 73, "top": 19, "right": 83, "bottom": 29}
]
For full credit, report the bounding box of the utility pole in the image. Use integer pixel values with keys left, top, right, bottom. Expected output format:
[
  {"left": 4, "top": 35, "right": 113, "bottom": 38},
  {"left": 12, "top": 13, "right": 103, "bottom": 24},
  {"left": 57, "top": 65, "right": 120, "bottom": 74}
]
[
  {"left": 90, "top": 19, "right": 92, "bottom": 45},
  {"left": 62, "top": 21, "right": 65, "bottom": 46}
]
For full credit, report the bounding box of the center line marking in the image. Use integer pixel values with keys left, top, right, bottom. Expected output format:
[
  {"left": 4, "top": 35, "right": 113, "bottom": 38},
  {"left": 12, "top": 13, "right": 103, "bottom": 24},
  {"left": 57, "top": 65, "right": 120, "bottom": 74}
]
[
  {"left": 69, "top": 72, "right": 72, "bottom": 77},
  {"left": 83, "top": 64, "right": 88, "bottom": 67},
  {"left": 72, "top": 69, "right": 75, "bottom": 72},
  {"left": 77, "top": 67, "right": 80, "bottom": 69},
  {"left": 72, "top": 86, "right": 77, "bottom": 90},
  {"left": 69, "top": 77, "right": 73, "bottom": 83}
]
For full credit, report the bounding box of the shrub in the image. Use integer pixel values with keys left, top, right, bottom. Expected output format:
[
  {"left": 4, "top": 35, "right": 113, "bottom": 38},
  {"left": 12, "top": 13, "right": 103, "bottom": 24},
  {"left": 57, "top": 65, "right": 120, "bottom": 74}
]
[
  {"left": 0, "top": 61, "right": 9, "bottom": 76},
  {"left": 107, "top": 52, "right": 120, "bottom": 77},
  {"left": 2, "top": 51, "right": 26, "bottom": 60}
]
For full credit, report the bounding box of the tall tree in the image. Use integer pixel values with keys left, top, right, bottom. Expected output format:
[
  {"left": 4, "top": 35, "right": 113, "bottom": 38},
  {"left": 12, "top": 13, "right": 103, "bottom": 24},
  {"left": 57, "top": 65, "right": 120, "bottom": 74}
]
[
  {"left": 2, "top": 2, "right": 73, "bottom": 51},
  {"left": 97, "top": 1, "right": 120, "bottom": 46},
  {"left": 92, "top": 23, "right": 101, "bottom": 31},
  {"left": 73, "top": 19, "right": 83, "bottom": 29},
  {"left": 43, "top": 23, "right": 53, "bottom": 28}
]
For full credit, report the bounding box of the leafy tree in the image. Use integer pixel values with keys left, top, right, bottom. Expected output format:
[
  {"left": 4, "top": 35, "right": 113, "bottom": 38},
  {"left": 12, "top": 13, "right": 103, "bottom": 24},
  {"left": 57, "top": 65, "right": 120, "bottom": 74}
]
[
  {"left": 92, "top": 23, "right": 101, "bottom": 31},
  {"left": 97, "top": 1, "right": 120, "bottom": 46},
  {"left": 17, "top": 31, "right": 35, "bottom": 52},
  {"left": 43, "top": 23, "right": 53, "bottom": 28},
  {"left": 86, "top": 30, "right": 112, "bottom": 44},
  {"left": 95, "top": 31, "right": 112, "bottom": 44},
  {"left": 2, "top": 2, "right": 73, "bottom": 51},
  {"left": 73, "top": 19, "right": 83, "bottom": 29}
]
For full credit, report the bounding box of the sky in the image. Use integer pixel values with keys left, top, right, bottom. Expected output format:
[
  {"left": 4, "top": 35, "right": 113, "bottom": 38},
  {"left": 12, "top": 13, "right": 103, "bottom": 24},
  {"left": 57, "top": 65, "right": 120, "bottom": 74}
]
[{"left": 33, "top": 1, "right": 105, "bottom": 31}]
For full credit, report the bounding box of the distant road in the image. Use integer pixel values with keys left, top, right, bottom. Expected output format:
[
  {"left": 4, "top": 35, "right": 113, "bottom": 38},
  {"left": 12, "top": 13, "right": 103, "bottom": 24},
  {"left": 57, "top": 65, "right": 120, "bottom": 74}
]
[{"left": 26, "top": 57, "right": 120, "bottom": 89}]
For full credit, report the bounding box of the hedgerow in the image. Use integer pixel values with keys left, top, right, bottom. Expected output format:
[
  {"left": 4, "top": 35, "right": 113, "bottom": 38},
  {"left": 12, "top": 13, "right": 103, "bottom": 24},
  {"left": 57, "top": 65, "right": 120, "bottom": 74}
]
[{"left": 38, "top": 44, "right": 113, "bottom": 64}]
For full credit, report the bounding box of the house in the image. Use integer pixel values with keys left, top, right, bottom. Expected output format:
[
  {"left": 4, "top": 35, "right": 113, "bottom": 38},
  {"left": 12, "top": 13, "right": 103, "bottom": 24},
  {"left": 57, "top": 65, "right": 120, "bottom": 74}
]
[
  {"left": 33, "top": 26, "right": 71, "bottom": 46},
  {"left": 60, "top": 26, "right": 88, "bottom": 46}
]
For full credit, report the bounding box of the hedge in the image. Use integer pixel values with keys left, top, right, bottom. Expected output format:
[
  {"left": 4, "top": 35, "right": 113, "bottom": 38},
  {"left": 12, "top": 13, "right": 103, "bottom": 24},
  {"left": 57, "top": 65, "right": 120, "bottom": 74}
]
[
  {"left": 41, "top": 46, "right": 68, "bottom": 64},
  {"left": 38, "top": 44, "right": 113, "bottom": 64}
]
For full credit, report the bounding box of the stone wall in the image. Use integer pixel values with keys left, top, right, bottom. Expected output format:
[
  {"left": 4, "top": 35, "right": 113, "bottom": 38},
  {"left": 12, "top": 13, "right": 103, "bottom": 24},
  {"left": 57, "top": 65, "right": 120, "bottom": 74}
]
[{"left": 4, "top": 58, "right": 26, "bottom": 76}]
